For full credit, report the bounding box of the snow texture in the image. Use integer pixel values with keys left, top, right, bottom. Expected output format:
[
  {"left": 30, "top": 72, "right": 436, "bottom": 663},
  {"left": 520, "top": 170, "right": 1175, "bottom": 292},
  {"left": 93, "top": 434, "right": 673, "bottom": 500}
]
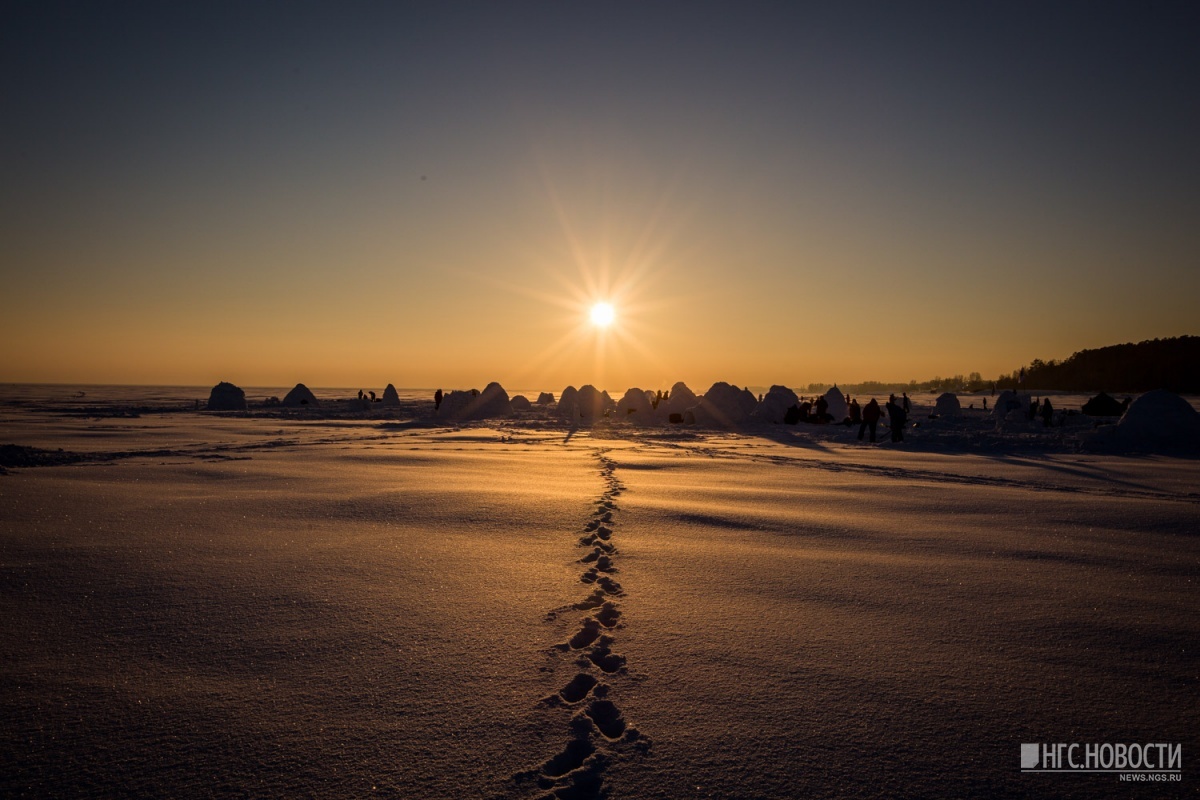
[{"left": 1, "top": 384, "right": 1198, "bottom": 798}]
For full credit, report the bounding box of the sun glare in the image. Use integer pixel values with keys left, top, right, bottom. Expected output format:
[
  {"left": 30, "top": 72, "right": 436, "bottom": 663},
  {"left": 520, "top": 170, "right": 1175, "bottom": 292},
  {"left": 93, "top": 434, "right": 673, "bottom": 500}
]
[{"left": 589, "top": 302, "right": 615, "bottom": 328}]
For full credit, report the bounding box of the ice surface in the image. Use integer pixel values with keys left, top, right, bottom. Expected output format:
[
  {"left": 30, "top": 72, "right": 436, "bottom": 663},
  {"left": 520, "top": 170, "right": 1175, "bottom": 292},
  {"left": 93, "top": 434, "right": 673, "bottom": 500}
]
[{"left": 2, "top": 386, "right": 1198, "bottom": 798}]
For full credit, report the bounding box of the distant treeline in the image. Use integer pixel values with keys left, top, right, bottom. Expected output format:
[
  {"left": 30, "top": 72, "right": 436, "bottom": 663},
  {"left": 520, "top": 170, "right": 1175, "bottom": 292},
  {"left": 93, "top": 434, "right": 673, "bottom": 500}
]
[
  {"left": 806, "top": 336, "right": 1199, "bottom": 396},
  {"left": 1004, "top": 336, "right": 1200, "bottom": 393}
]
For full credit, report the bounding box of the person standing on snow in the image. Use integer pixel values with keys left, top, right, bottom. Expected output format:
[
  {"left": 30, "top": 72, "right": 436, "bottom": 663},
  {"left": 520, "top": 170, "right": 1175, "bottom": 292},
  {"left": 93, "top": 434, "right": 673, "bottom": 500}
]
[{"left": 858, "top": 398, "right": 882, "bottom": 443}]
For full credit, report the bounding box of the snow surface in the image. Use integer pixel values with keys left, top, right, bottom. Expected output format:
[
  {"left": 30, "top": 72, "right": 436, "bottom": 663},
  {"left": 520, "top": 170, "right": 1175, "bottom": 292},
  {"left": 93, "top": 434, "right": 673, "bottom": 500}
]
[{"left": 1, "top": 385, "right": 1198, "bottom": 798}]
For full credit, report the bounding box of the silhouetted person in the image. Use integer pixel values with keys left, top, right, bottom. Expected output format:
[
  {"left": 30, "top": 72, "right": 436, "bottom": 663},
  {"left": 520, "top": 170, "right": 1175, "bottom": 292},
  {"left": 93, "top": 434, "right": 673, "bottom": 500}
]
[
  {"left": 1028, "top": 397, "right": 1038, "bottom": 421},
  {"left": 902, "top": 392, "right": 911, "bottom": 413},
  {"left": 358, "top": 389, "right": 365, "bottom": 400},
  {"left": 815, "top": 395, "right": 828, "bottom": 423},
  {"left": 886, "top": 396, "right": 907, "bottom": 442},
  {"left": 1040, "top": 397, "right": 1053, "bottom": 427},
  {"left": 849, "top": 398, "right": 861, "bottom": 425},
  {"left": 859, "top": 398, "right": 882, "bottom": 442},
  {"left": 434, "top": 388, "right": 443, "bottom": 410},
  {"left": 983, "top": 397, "right": 988, "bottom": 411},
  {"left": 369, "top": 390, "right": 377, "bottom": 402}
]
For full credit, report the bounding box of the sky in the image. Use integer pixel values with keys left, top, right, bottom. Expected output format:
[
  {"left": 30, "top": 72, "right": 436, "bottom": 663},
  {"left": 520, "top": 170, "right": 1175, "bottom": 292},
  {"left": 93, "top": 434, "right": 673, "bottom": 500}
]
[{"left": 2, "top": 1, "right": 1198, "bottom": 391}]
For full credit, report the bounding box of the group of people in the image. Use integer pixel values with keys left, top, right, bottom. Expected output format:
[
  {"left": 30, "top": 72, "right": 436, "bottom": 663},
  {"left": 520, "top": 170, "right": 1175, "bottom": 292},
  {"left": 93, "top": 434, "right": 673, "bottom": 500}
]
[
  {"left": 1029, "top": 396, "right": 1054, "bottom": 427},
  {"left": 854, "top": 393, "right": 911, "bottom": 443},
  {"left": 782, "top": 391, "right": 914, "bottom": 444}
]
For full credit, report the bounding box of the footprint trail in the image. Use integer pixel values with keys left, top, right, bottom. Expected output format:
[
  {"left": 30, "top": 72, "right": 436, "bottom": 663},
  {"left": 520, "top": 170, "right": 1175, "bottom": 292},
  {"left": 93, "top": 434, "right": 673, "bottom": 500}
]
[{"left": 513, "top": 449, "right": 649, "bottom": 799}]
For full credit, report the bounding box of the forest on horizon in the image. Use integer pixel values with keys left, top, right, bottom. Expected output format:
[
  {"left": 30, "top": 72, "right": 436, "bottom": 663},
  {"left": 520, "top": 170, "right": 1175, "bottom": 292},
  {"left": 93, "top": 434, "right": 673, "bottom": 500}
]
[{"left": 809, "top": 336, "right": 1200, "bottom": 396}]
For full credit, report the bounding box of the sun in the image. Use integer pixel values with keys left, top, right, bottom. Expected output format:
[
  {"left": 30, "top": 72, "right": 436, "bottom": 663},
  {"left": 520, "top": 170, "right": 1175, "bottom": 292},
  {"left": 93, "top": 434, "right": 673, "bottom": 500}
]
[{"left": 589, "top": 302, "right": 615, "bottom": 328}]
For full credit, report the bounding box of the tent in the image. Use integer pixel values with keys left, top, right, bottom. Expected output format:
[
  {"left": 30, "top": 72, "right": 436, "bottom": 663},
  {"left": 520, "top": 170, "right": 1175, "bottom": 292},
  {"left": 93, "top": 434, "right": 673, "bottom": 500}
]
[
  {"left": 934, "top": 392, "right": 961, "bottom": 417},
  {"left": 1081, "top": 392, "right": 1125, "bottom": 416},
  {"left": 823, "top": 386, "right": 849, "bottom": 422},
  {"left": 750, "top": 385, "right": 800, "bottom": 423},
  {"left": 282, "top": 383, "right": 319, "bottom": 407},
  {"left": 206, "top": 381, "right": 247, "bottom": 411}
]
